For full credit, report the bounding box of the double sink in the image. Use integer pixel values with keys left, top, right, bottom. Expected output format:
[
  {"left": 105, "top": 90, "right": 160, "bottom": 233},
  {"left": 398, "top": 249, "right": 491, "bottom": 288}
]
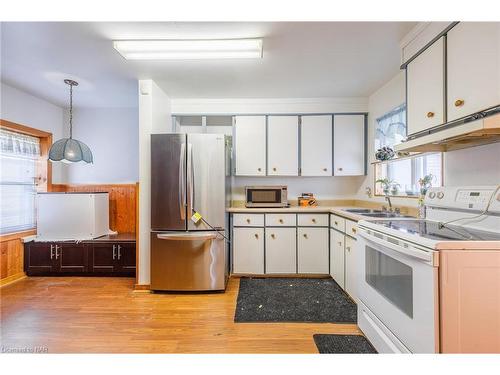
[{"left": 342, "top": 208, "right": 413, "bottom": 218}]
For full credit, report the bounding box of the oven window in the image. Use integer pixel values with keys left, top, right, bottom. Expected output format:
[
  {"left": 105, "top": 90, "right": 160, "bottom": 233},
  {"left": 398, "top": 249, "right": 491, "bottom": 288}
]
[
  {"left": 248, "top": 190, "right": 279, "bottom": 203},
  {"left": 365, "top": 246, "right": 413, "bottom": 318}
]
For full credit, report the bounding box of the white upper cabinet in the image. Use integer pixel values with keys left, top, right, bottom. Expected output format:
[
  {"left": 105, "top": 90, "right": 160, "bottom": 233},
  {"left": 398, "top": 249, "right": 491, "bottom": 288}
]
[
  {"left": 447, "top": 22, "right": 500, "bottom": 122},
  {"left": 407, "top": 36, "right": 445, "bottom": 136},
  {"left": 234, "top": 116, "right": 266, "bottom": 176},
  {"left": 300, "top": 115, "right": 332, "bottom": 176},
  {"left": 333, "top": 115, "right": 365, "bottom": 176},
  {"left": 267, "top": 116, "right": 299, "bottom": 176}
]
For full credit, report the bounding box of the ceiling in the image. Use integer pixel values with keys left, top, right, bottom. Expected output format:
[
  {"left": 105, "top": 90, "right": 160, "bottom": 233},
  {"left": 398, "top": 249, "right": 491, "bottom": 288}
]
[{"left": 1, "top": 22, "right": 416, "bottom": 108}]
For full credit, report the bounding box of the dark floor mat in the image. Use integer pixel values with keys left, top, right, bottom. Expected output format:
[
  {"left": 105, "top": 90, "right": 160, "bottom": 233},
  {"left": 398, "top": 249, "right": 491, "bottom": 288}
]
[
  {"left": 234, "top": 278, "right": 357, "bottom": 323},
  {"left": 313, "top": 334, "right": 377, "bottom": 354}
]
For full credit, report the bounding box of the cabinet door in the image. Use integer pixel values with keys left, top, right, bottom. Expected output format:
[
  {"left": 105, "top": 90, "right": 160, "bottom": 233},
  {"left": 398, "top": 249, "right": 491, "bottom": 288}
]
[
  {"left": 91, "top": 243, "right": 117, "bottom": 273},
  {"left": 407, "top": 37, "right": 445, "bottom": 136},
  {"left": 265, "top": 228, "right": 297, "bottom": 274},
  {"left": 345, "top": 236, "right": 358, "bottom": 302},
  {"left": 300, "top": 115, "right": 332, "bottom": 176},
  {"left": 233, "top": 228, "right": 264, "bottom": 274},
  {"left": 447, "top": 22, "right": 500, "bottom": 122},
  {"left": 333, "top": 115, "right": 365, "bottom": 176},
  {"left": 234, "top": 116, "right": 266, "bottom": 176},
  {"left": 297, "top": 227, "right": 329, "bottom": 274},
  {"left": 58, "top": 243, "right": 88, "bottom": 273},
  {"left": 330, "top": 229, "right": 345, "bottom": 289},
  {"left": 267, "top": 116, "right": 299, "bottom": 176},
  {"left": 25, "top": 242, "right": 58, "bottom": 274},
  {"left": 116, "top": 243, "right": 136, "bottom": 275}
]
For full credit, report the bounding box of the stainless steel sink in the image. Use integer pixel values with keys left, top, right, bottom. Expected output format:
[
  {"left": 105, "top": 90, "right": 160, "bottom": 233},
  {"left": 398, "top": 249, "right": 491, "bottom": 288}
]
[
  {"left": 342, "top": 208, "right": 413, "bottom": 218},
  {"left": 342, "top": 208, "right": 383, "bottom": 214}
]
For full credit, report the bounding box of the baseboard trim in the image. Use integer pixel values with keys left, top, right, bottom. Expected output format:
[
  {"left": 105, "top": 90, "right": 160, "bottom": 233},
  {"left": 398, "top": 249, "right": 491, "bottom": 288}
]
[
  {"left": 0, "top": 272, "right": 27, "bottom": 287},
  {"left": 134, "top": 283, "right": 151, "bottom": 291}
]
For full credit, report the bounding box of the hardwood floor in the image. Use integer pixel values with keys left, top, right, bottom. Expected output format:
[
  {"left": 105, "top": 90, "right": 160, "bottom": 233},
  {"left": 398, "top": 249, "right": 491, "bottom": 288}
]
[{"left": 0, "top": 277, "right": 361, "bottom": 353}]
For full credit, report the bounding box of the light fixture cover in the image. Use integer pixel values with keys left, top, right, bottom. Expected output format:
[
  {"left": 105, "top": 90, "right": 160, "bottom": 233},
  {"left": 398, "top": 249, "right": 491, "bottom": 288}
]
[
  {"left": 49, "top": 138, "right": 93, "bottom": 163},
  {"left": 113, "top": 39, "right": 263, "bottom": 60}
]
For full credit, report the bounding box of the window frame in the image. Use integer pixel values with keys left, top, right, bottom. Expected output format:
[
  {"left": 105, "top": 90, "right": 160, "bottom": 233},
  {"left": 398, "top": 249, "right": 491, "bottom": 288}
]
[{"left": 0, "top": 119, "right": 52, "bottom": 239}]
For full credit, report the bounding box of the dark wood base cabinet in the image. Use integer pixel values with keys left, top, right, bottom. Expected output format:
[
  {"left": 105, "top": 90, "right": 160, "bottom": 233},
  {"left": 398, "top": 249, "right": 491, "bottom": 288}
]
[{"left": 24, "top": 240, "right": 136, "bottom": 277}]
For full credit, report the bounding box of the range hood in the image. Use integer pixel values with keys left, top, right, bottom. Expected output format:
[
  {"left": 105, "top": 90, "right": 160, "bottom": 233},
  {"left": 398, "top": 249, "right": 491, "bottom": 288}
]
[{"left": 395, "top": 113, "right": 500, "bottom": 152}]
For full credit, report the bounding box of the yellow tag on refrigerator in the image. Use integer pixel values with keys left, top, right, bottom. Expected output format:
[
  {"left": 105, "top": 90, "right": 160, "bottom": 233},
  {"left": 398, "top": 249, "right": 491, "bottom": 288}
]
[{"left": 191, "top": 211, "right": 202, "bottom": 223}]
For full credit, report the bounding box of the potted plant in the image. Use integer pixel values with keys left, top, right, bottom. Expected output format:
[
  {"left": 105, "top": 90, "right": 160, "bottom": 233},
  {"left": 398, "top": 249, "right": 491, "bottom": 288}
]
[
  {"left": 376, "top": 178, "right": 395, "bottom": 195},
  {"left": 417, "top": 174, "right": 434, "bottom": 218},
  {"left": 390, "top": 182, "right": 401, "bottom": 195}
]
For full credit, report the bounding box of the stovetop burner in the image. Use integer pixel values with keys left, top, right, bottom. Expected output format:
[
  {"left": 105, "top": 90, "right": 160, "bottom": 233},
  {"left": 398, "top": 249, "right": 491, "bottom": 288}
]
[{"left": 372, "top": 219, "right": 500, "bottom": 241}]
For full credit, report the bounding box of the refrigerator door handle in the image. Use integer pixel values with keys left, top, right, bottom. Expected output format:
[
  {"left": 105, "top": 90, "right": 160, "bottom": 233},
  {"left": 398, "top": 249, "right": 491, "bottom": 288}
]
[
  {"left": 187, "top": 143, "right": 194, "bottom": 219},
  {"left": 156, "top": 232, "right": 217, "bottom": 241},
  {"left": 179, "top": 142, "right": 186, "bottom": 220}
]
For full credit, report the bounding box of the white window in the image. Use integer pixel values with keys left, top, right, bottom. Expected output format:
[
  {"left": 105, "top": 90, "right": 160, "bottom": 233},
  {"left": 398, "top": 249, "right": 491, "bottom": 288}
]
[
  {"left": 374, "top": 105, "right": 442, "bottom": 197},
  {"left": 0, "top": 129, "right": 40, "bottom": 234}
]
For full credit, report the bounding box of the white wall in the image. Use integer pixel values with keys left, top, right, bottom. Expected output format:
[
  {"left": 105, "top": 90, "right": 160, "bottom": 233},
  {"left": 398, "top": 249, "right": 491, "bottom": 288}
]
[
  {"left": 358, "top": 71, "right": 500, "bottom": 207},
  {"left": 138, "top": 80, "right": 172, "bottom": 285},
  {"left": 172, "top": 97, "right": 369, "bottom": 202},
  {"left": 0, "top": 82, "right": 67, "bottom": 183},
  {"left": 63, "top": 107, "right": 139, "bottom": 184}
]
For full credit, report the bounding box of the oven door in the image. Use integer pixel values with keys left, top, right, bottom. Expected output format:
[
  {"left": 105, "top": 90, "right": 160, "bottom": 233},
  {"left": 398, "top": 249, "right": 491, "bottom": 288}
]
[{"left": 357, "top": 227, "right": 439, "bottom": 353}]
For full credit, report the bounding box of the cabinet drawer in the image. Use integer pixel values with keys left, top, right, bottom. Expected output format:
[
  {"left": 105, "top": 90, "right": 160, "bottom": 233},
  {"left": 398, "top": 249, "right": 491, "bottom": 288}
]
[
  {"left": 265, "top": 213, "right": 296, "bottom": 226},
  {"left": 345, "top": 220, "right": 358, "bottom": 237},
  {"left": 233, "top": 213, "right": 264, "bottom": 227},
  {"left": 330, "top": 214, "right": 346, "bottom": 232},
  {"left": 297, "top": 213, "right": 328, "bottom": 227}
]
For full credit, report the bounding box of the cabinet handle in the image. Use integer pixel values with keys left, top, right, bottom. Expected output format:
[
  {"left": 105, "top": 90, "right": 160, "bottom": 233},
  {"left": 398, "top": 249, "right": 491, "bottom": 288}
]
[
  {"left": 346, "top": 246, "right": 351, "bottom": 252},
  {"left": 50, "top": 244, "right": 54, "bottom": 260},
  {"left": 338, "top": 167, "right": 343, "bottom": 171},
  {"left": 279, "top": 219, "right": 284, "bottom": 224},
  {"left": 273, "top": 167, "right": 277, "bottom": 172},
  {"left": 338, "top": 241, "right": 342, "bottom": 246},
  {"left": 323, "top": 168, "right": 327, "bottom": 172},
  {"left": 257, "top": 167, "right": 262, "bottom": 172},
  {"left": 312, "top": 218, "right": 316, "bottom": 223},
  {"left": 271, "top": 234, "right": 276, "bottom": 239},
  {"left": 118, "top": 245, "right": 121, "bottom": 260},
  {"left": 55, "top": 245, "right": 60, "bottom": 259},
  {"left": 254, "top": 233, "right": 259, "bottom": 239},
  {"left": 352, "top": 228, "right": 357, "bottom": 234},
  {"left": 427, "top": 112, "right": 435, "bottom": 118},
  {"left": 454, "top": 99, "right": 465, "bottom": 107},
  {"left": 246, "top": 218, "right": 251, "bottom": 224},
  {"left": 334, "top": 221, "right": 338, "bottom": 225},
  {"left": 303, "top": 233, "right": 308, "bottom": 239},
  {"left": 112, "top": 245, "right": 116, "bottom": 260}
]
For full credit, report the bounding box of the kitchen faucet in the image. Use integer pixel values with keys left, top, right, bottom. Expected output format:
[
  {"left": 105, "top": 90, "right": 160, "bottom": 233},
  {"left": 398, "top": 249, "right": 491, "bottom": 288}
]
[{"left": 384, "top": 195, "right": 393, "bottom": 212}]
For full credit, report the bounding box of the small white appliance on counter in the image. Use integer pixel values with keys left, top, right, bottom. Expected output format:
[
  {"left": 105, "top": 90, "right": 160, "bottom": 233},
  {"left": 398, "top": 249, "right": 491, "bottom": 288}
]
[
  {"left": 36, "top": 192, "right": 111, "bottom": 241},
  {"left": 356, "top": 185, "right": 500, "bottom": 353}
]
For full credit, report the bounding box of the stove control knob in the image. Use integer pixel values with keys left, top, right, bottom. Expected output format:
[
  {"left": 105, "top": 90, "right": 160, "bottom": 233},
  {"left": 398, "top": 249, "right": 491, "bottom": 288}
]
[
  {"left": 437, "top": 192, "right": 444, "bottom": 199},
  {"left": 428, "top": 192, "right": 436, "bottom": 199}
]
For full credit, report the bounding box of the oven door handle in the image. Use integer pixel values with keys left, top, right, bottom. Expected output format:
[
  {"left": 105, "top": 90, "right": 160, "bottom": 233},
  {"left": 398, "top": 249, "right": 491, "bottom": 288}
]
[{"left": 358, "top": 227, "right": 436, "bottom": 265}]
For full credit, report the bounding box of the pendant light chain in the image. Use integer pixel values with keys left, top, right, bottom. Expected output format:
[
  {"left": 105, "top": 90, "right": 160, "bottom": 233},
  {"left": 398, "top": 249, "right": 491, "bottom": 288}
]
[{"left": 69, "top": 82, "right": 73, "bottom": 139}]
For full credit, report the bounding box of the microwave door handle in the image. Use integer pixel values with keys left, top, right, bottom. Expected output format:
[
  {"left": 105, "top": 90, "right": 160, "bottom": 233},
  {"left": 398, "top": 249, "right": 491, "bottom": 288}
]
[
  {"left": 179, "top": 142, "right": 186, "bottom": 220},
  {"left": 358, "top": 228, "right": 434, "bottom": 264}
]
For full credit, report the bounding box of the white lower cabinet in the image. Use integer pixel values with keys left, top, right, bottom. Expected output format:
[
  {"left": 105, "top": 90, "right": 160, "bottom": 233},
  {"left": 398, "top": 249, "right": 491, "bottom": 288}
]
[
  {"left": 330, "top": 229, "right": 345, "bottom": 289},
  {"left": 344, "top": 235, "right": 358, "bottom": 302},
  {"left": 233, "top": 227, "right": 264, "bottom": 274},
  {"left": 265, "top": 228, "right": 297, "bottom": 274},
  {"left": 297, "top": 227, "right": 329, "bottom": 274}
]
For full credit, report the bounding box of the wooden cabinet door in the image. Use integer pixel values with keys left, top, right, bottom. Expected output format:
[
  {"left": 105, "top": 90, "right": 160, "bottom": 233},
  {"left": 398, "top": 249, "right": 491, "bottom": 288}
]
[
  {"left": 297, "top": 227, "right": 329, "bottom": 274},
  {"left": 25, "top": 242, "right": 58, "bottom": 274},
  {"left": 232, "top": 227, "right": 264, "bottom": 274},
  {"left": 58, "top": 243, "right": 88, "bottom": 273},
  {"left": 91, "top": 243, "right": 117, "bottom": 273},
  {"left": 267, "top": 115, "right": 299, "bottom": 176},
  {"left": 333, "top": 115, "right": 365, "bottom": 176},
  {"left": 300, "top": 115, "right": 332, "bottom": 176},
  {"left": 447, "top": 22, "right": 500, "bottom": 122},
  {"left": 330, "top": 229, "right": 345, "bottom": 289},
  {"left": 116, "top": 243, "right": 136, "bottom": 275},
  {"left": 407, "top": 37, "right": 445, "bottom": 136},
  {"left": 234, "top": 116, "right": 266, "bottom": 176},
  {"left": 265, "top": 228, "right": 297, "bottom": 274},
  {"left": 344, "top": 236, "right": 358, "bottom": 302}
]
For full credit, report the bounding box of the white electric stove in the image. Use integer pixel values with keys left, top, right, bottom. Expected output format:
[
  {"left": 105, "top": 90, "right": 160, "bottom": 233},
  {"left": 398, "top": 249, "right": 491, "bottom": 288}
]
[{"left": 356, "top": 186, "right": 500, "bottom": 353}]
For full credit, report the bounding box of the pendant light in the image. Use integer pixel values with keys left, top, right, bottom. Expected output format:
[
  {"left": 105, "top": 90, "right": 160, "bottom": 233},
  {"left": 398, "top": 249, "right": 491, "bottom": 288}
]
[{"left": 49, "top": 79, "right": 93, "bottom": 163}]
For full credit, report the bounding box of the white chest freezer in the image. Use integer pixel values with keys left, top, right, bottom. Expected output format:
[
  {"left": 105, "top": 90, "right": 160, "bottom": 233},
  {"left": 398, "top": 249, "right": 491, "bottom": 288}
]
[{"left": 36, "top": 192, "right": 111, "bottom": 241}]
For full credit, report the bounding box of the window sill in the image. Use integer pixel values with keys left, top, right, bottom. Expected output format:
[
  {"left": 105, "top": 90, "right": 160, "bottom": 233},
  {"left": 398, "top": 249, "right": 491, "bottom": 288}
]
[{"left": 0, "top": 229, "right": 36, "bottom": 243}]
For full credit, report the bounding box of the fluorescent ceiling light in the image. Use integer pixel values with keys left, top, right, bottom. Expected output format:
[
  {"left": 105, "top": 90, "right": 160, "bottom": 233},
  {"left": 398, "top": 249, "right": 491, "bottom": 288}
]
[{"left": 113, "top": 39, "right": 263, "bottom": 60}]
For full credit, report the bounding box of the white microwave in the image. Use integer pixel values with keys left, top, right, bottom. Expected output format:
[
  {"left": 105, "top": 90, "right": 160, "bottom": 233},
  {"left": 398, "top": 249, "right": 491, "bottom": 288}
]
[{"left": 245, "top": 186, "right": 288, "bottom": 208}]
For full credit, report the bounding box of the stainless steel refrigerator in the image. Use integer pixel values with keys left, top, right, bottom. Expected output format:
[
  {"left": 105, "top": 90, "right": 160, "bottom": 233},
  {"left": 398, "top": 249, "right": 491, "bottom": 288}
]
[{"left": 150, "top": 133, "right": 231, "bottom": 291}]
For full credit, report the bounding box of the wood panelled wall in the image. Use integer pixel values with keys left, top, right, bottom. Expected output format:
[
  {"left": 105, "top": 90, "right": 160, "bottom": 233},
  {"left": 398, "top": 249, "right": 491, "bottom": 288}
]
[{"left": 51, "top": 183, "right": 138, "bottom": 234}]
